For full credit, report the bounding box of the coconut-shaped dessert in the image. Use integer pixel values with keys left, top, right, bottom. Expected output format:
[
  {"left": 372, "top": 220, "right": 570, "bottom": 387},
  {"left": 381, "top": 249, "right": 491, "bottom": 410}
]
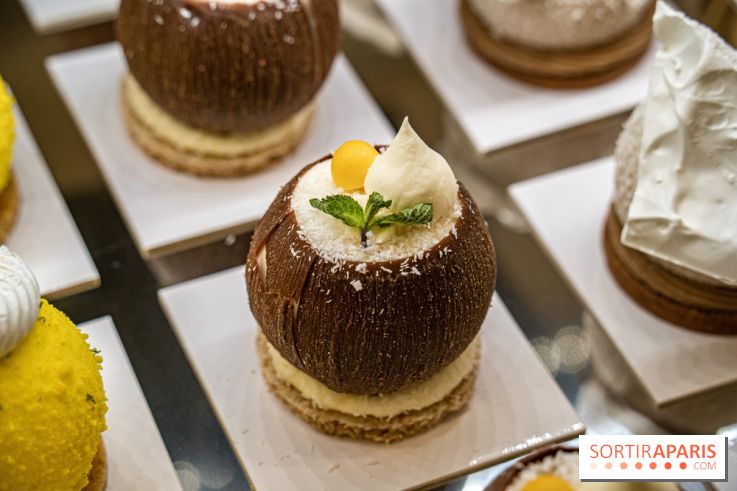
[
  {"left": 246, "top": 118, "right": 497, "bottom": 442},
  {"left": 460, "top": 0, "right": 655, "bottom": 87},
  {"left": 117, "top": 0, "right": 340, "bottom": 176}
]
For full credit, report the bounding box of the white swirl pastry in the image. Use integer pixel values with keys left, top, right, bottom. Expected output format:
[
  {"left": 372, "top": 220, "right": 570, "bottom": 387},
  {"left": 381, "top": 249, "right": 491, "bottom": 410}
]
[
  {"left": 0, "top": 246, "right": 41, "bottom": 357},
  {"left": 467, "top": 0, "right": 653, "bottom": 51},
  {"left": 365, "top": 118, "right": 458, "bottom": 219},
  {"left": 620, "top": 2, "right": 737, "bottom": 287}
]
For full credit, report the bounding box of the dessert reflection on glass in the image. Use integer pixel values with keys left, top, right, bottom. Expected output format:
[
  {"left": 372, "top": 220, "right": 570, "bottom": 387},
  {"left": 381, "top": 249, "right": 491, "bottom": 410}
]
[
  {"left": 246, "top": 119, "right": 497, "bottom": 442},
  {"left": 487, "top": 446, "right": 679, "bottom": 491},
  {"left": 460, "top": 0, "right": 655, "bottom": 87},
  {"left": 116, "top": 0, "right": 340, "bottom": 177},
  {"left": 0, "top": 76, "right": 18, "bottom": 240},
  {"left": 607, "top": 1, "right": 737, "bottom": 335},
  {"left": 0, "top": 246, "right": 108, "bottom": 490}
]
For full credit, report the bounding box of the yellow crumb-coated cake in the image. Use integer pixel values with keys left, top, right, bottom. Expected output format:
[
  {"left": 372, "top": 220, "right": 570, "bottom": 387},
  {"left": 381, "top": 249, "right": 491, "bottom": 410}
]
[
  {"left": 0, "top": 300, "right": 108, "bottom": 491},
  {"left": 0, "top": 76, "right": 14, "bottom": 194}
]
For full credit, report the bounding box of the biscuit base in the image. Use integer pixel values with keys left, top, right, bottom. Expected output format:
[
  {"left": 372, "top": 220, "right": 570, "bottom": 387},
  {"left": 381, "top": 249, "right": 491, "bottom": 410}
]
[
  {"left": 84, "top": 443, "right": 108, "bottom": 491},
  {"left": 122, "top": 82, "right": 313, "bottom": 178},
  {"left": 0, "top": 175, "right": 19, "bottom": 242},
  {"left": 460, "top": 0, "right": 654, "bottom": 88},
  {"left": 604, "top": 208, "right": 737, "bottom": 335},
  {"left": 256, "top": 332, "right": 477, "bottom": 443}
]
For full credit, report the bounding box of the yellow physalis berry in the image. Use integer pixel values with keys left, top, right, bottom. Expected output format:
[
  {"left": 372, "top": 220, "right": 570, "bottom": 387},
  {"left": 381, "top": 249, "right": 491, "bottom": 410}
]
[
  {"left": 521, "top": 475, "right": 575, "bottom": 491},
  {"left": 331, "top": 140, "right": 379, "bottom": 191}
]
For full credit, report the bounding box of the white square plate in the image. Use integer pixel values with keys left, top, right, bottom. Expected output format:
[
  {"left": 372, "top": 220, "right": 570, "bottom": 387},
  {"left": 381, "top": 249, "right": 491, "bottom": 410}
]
[
  {"left": 80, "top": 316, "right": 180, "bottom": 490},
  {"left": 376, "top": 0, "right": 655, "bottom": 155},
  {"left": 7, "top": 104, "right": 99, "bottom": 299},
  {"left": 510, "top": 158, "right": 737, "bottom": 406},
  {"left": 46, "top": 43, "right": 394, "bottom": 259},
  {"left": 19, "top": 0, "right": 118, "bottom": 35},
  {"left": 158, "top": 266, "right": 584, "bottom": 490}
]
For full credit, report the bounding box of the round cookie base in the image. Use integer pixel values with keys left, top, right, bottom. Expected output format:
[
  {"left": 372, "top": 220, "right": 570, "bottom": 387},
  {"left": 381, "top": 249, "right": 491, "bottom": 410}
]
[
  {"left": 121, "top": 82, "right": 314, "bottom": 178},
  {"left": 256, "top": 332, "right": 478, "bottom": 443},
  {"left": 604, "top": 208, "right": 737, "bottom": 335},
  {"left": 0, "top": 175, "right": 19, "bottom": 242},
  {"left": 84, "top": 443, "right": 108, "bottom": 491},
  {"left": 459, "top": 0, "right": 655, "bottom": 89}
]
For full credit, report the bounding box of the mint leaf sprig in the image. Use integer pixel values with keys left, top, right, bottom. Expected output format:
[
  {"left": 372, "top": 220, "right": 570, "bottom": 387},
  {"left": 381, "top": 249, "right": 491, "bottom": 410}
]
[{"left": 310, "top": 192, "right": 433, "bottom": 247}]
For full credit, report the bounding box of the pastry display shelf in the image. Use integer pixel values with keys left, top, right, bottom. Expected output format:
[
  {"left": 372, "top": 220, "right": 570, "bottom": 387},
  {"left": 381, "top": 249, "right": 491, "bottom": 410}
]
[
  {"left": 80, "top": 316, "right": 181, "bottom": 490},
  {"left": 6, "top": 103, "right": 100, "bottom": 299},
  {"left": 376, "top": 0, "right": 655, "bottom": 157},
  {"left": 159, "top": 266, "right": 584, "bottom": 491},
  {"left": 3, "top": 0, "right": 735, "bottom": 489},
  {"left": 18, "top": 0, "right": 118, "bottom": 35},
  {"left": 510, "top": 158, "right": 737, "bottom": 434},
  {"left": 47, "top": 43, "right": 395, "bottom": 260}
]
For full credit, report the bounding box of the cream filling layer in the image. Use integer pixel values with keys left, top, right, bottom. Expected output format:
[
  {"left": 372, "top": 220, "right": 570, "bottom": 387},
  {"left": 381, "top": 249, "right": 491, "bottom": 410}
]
[
  {"left": 124, "top": 75, "right": 314, "bottom": 157},
  {"left": 266, "top": 335, "right": 480, "bottom": 418}
]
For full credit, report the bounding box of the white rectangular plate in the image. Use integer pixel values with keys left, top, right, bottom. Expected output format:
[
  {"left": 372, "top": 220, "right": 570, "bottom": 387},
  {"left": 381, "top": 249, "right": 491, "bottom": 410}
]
[
  {"left": 159, "top": 266, "right": 584, "bottom": 490},
  {"left": 19, "top": 0, "right": 118, "bottom": 35},
  {"left": 510, "top": 158, "right": 737, "bottom": 406},
  {"left": 376, "top": 0, "right": 654, "bottom": 155},
  {"left": 7, "top": 104, "right": 99, "bottom": 299},
  {"left": 80, "top": 316, "right": 181, "bottom": 490},
  {"left": 46, "top": 43, "right": 394, "bottom": 259}
]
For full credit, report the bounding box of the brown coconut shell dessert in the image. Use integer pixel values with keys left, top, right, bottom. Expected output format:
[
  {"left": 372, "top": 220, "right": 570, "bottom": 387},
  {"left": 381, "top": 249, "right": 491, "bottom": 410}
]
[
  {"left": 460, "top": 0, "right": 655, "bottom": 88},
  {"left": 246, "top": 119, "right": 496, "bottom": 442},
  {"left": 117, "top": 0, "right": 340, "bottom": 176}
]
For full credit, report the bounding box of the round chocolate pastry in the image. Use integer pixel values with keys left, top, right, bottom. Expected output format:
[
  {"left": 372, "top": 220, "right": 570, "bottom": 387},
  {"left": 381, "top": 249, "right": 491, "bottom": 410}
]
[
  {"left": 246, "top": 119, "right": 497, "bottom": 442},
  {"left": 117, "top": 0, "right": 340, "bottom": 176},
  {"left": 460, "top": 0, "right": 655, "bottom": 88}
]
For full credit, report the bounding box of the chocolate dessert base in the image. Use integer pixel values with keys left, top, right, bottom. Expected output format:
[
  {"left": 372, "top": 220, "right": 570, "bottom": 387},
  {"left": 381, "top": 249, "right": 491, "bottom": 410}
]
[
  {"left": 122, "top": 81, "right": 313, "bottom": 178},
  {"left": 84, "top": 443, "right": 108, "bottom": 491},
  {"left": 256, "top": 332, "right": 477, "bottom": 444},
  {"left": 486, "top": 445, "right": 578, "bottom": 491},
  {"left": 604, "top": 208, "right": 737, "bottom": 335},
  {"left": 0, "top": 175, "right": 19, "bottom": 242},
  {"left": 460, "top": 0, "right": 654, "bottom": 88}
]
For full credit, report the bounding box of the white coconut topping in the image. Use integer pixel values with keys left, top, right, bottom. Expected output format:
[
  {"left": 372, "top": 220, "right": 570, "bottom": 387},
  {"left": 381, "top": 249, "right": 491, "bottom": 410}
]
[
  {"left": 291, "top": 160, "right": 462, "bottom": 263},
  {"left": 506, "top": 450, "right": 680, "bottom": 490},
  {"left": 507, "top": 451, "right": 579, "bottom": 491}
]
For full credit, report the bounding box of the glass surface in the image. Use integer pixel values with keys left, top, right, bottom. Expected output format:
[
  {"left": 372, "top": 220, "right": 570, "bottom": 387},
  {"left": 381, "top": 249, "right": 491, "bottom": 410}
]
[{"left": 0, "top": 0, "right": 734, "bottom": 489}]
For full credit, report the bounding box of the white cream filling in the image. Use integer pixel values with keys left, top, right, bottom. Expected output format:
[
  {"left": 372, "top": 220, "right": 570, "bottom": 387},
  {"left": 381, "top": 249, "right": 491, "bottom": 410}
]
[
  {"left": 467, "top": 0, "right": 652, "bottom": 51},
  {"left": 125, "top": 75, "right": 314, "bottom": 157},
  {"left": 266, "top": 335, "right": 479, "bottom": 418},
  {"left": 0, "top": 246, "right": 41, "bottom": 358},
  {"left": 365, "top": 118, "right": 459, "bottom": 222},
  {"left": 622, "top": 2, "right": 737, "bottom": 287},
  {"left": 291, "top": 160, "right": 461, "bottom": 263}
]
